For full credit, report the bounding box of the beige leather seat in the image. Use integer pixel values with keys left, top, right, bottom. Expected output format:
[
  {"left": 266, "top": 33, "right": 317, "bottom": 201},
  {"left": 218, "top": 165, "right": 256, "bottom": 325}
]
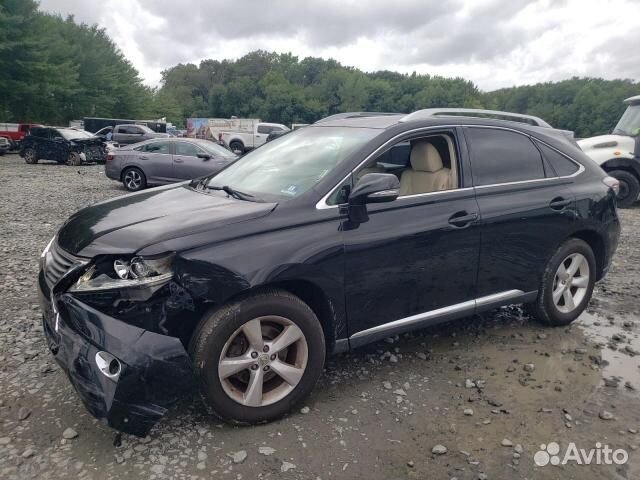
[{"left": 399, "top": 141, "right": 451, "bottom": 196}]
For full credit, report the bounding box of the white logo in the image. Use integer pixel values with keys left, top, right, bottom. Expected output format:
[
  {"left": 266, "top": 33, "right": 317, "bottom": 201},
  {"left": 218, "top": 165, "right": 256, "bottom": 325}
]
[{"left": 534, "top": 441, "right": 628, "bottom": 466}]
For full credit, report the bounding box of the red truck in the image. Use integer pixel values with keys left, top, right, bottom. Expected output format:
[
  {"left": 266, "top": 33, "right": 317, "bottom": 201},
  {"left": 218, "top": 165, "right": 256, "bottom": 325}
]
[{"left": 0, "top": 122, "right": 41, "bottom": 149}]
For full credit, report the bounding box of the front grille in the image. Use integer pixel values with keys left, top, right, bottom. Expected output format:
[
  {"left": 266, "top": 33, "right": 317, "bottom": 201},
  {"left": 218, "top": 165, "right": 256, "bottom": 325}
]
[{"left": 44, "top": 241, "right": 83, "bottom": 288}]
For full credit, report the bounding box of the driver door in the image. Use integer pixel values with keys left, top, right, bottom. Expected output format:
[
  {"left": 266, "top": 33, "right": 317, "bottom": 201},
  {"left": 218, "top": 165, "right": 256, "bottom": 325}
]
[
  {"left": 343, "top": 129, "right": 481, "bottom": 345},
  {"left": 173, "top": 141, "right": 225, "bottom": 179}
]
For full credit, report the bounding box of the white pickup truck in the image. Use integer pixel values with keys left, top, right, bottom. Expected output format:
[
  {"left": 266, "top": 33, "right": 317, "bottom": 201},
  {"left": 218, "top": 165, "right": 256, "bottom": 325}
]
[{"left": 208, "top": 119, "right": 289, "bottom": 154}]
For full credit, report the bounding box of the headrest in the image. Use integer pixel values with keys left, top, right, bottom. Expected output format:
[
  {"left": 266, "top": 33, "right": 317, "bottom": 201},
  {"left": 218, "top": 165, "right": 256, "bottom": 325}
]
[{"left": 410, "top": 142, "right": 443, "bottom": 172}]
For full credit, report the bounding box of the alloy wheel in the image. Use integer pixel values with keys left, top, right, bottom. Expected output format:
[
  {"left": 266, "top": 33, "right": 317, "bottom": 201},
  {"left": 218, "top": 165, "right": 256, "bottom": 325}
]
[
  {"left": 552, "top": 252, "right": 590, "bottom": 313},
  {"left": 218, "top": 316, "right": 308, "bottom": 407},
  {"left": 124, "top": 170, "right": 142, "bottom": 190}
]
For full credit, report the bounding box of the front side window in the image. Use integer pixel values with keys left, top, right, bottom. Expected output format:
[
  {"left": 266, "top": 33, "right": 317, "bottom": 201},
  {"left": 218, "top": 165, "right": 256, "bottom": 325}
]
[
  {"left": 353, "top": 133, "right": 458, "bottom": 197},
  {"left": 175, "top": 142, "right": 203, "bottom": 157},
  {"left": 207, "top": 126, "right": 379, "bottom": 201},
  {"left": 29, "top": 128, "right": 46, "bottom": 138},
  {"left": 466, "top": 128, "right": 544, "bottom": 186}
]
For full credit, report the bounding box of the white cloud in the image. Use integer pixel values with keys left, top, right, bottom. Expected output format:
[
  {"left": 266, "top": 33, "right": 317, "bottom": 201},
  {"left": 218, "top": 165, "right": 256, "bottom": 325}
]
[{"left": 38, "top": 0, "right": 640, "bottom": 90}]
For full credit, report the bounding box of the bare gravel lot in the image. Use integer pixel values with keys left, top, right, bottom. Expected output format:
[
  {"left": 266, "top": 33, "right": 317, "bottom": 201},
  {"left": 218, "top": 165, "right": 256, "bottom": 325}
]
[{"left": 1, "top": 153, "right": 640, "bottom": 480}]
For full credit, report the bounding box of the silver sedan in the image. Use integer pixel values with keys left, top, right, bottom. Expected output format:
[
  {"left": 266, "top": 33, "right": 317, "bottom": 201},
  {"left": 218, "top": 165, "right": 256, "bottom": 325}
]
[{"left": 105, "top": 138, "right": 237, "bottom": 191}]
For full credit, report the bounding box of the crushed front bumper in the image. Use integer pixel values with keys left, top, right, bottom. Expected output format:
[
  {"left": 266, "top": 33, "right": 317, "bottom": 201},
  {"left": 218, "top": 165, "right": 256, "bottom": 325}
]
[{"left": 39, "top": 276, "right": 195, "bottom": 436}]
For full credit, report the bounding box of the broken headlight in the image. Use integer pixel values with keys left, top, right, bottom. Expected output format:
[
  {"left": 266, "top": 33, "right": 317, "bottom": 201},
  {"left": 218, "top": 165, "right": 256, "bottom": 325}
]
[{"left": 69, "top": 254, "right": 174, "bottom": 292}]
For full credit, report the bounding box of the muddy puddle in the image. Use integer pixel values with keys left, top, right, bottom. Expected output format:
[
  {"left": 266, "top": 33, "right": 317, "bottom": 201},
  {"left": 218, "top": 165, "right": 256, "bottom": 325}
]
[{"left": 577, "top": 311, "right": 640, "bottom": 390}]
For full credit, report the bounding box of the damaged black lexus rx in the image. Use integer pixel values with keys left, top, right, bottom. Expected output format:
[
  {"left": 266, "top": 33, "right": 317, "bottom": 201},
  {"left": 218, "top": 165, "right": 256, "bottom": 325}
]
[{"left": 39, "top": 111, "right": 620, "bottom": 436}]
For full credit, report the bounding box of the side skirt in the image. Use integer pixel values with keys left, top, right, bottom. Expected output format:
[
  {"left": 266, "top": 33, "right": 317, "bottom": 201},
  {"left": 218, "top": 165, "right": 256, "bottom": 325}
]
[{"left": 347, "top": 290, "right": 537, "bottom": 350}]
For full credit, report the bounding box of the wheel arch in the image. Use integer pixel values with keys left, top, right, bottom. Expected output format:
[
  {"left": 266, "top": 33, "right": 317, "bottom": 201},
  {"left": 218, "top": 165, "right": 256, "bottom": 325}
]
[
  {"left": 570, "top": 229, "right": 607, "bottom": 281},
  {"left": 600, "top": 157, "right": 640, "bottom": 180}
]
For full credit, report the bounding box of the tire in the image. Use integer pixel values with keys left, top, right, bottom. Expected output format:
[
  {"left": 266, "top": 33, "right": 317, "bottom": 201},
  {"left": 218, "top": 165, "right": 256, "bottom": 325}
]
[
  {"left": 528, "top": 238, "right": 596, "bottom": 326},
  {"left": 229, "top": 141, "right": 244, "bottom": 155},
  {"left": 0, "top": 150, "right": 4, "bottom": 156},
  {"left": 121, "top": 167, "right": 146, "bottom": 191},
  {"left": 189, "top": 288, "right": 325, "bottom": 424},
  {"left": 66, "top": 152, "right": 82, "bottom": 166},
  {"left": 23, "top": 148, "right": 38, "bottom": 164},
  {"left": 608, "top": 170, "right": 639, "bottom": 208}
]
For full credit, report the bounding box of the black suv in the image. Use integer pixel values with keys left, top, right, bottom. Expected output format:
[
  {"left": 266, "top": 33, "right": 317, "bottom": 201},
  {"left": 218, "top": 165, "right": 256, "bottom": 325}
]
[
  {"left": 39, "top": 110, "right": 620, "bottom": 436},
  {"left": 20, "top": 126, "right": 106, "bottom": 165}
]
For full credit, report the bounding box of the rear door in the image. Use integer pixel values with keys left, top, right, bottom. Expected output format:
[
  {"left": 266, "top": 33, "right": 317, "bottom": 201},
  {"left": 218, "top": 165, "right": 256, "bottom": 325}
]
[{"left": 463, "top": 126, "right": 577, "bottom": 298}]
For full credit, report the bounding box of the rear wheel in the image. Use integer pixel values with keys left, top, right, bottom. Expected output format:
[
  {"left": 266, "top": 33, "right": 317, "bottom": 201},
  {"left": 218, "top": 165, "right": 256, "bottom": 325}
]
[
  {"left": 229, "top": 141, "right": 244, "bottom": 155},
  {"left": 67, "top": 152, "right": 82, "bottom": 166},
  {"left": 189, "top": 289, "right": 325, "bottom": 424},
  {"left": 24, "top": 148, "right": 38, "bottom": 164},
  {"left": 122, "top": 167, "right": 146, "bottom": 191},
  {"left": 608, "top": 170, "right": 639, "bottom": 208},
  {"left": 528, "top": 238, "right": 596, "bottom": 326}
]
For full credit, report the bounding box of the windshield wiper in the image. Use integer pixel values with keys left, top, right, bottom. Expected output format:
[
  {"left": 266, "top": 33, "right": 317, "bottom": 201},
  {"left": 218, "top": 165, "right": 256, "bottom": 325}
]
[{"left": 208, "top": 184, "right": 257, "bottom": 201}]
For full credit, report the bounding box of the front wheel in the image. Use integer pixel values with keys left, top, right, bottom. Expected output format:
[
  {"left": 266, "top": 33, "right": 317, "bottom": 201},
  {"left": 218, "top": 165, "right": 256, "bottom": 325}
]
[
  {"left": 67, "top": 152, "right": 82, "bottom": 166},
  {"left": 609, "top": 170, "right": 639, "bottom": 208},
  {"left": 189, "top": 289, "right": 325, "bottom": 424},
  {"left": 528, "top": 238, "right": 596, "bottom": 326},
  {"left": 24, "top": 148, "right": 38, "bottom": 164},
  {"left": 122, "top": 167, "right": 146, "bottom": 191}
]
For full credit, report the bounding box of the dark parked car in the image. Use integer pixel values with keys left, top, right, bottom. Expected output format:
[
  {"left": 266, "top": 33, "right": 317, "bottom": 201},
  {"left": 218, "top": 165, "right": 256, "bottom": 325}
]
[
  {"left": 20, "top": 127, "right": 106, "bottom": 165},
  {"left": 0, "top": 136, "right": 9, "bottom": 155},
  {"left": 39, "top": 110, "right": 620, "bottom": 436},
  {"left": 111, "top": 124, "right": 170, "bottom": 145},
  {"left": 105, "top": 138, "right": 237, "bottom": 191}
]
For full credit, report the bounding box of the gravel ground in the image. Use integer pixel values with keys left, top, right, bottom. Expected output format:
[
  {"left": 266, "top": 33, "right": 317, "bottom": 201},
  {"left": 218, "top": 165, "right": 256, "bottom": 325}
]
[{"left": 1, "top": 153, "right": 640, "bottom": 479}]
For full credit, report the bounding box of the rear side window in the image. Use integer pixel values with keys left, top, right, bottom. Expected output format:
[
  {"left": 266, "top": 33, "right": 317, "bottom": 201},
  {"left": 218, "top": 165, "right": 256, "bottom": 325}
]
[
  {"left": 257, "top": 125, "right": 273, "bottom": 134},
  {"left": 142, "top": 141, "right": 171, "bottom": 154},
  {"left": 29, "top": 128, "right": 46, "bottom": 138},
  {"left": 535, "top": 141, "right": 579, "bottom": 177},
  {"left": 466, "top": 128, "right": 545, "bottom": 186}
]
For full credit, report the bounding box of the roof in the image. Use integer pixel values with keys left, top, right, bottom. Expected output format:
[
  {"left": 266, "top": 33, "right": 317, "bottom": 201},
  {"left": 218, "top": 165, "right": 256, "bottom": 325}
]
[{"left": 313, "top": 108, "right": 554, "bottom": 130}]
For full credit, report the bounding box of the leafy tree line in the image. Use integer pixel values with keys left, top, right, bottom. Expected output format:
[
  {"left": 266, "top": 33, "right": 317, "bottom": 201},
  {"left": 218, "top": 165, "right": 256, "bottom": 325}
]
[
  {"left": 160, "top": 51, "right": 638, "bottom": 137},
  {"left": 1, "top": 2, "right": 638, "bottom": 137},
  {"left": 0, "top": 0, "right": 164, "bottom": 125}
]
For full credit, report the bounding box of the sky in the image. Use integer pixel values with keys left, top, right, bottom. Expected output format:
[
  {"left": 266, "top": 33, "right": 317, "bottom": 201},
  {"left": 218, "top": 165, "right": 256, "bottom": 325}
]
[{"left": 38, "top": 0, "right": 640, "bottom": 91}]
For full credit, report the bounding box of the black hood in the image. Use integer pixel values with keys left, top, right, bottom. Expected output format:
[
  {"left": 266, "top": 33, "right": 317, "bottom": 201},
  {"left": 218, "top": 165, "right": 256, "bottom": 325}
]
[{"left": 57, "top": 184, "right": 276, "bottom": 257}]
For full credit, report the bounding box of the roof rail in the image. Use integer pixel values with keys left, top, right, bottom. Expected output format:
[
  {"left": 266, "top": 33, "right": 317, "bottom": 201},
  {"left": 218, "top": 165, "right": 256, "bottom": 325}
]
[
  {"left": 315, "top": 112, "right": 402, "bottom": 124},
  {"left": 400, "top": 108, "right": 552, "bottom": 128}
]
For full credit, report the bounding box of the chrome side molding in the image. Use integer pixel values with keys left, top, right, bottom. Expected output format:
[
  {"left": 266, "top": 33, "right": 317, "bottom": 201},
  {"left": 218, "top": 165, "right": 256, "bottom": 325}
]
[{"left": 349, "top": 289, "right": 525, "bottom": 341}]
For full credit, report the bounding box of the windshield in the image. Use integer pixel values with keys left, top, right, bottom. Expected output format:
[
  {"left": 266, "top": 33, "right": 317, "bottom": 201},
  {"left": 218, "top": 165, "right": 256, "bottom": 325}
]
[
  {"left": 59, "top": 129, "right": 95, "bottom": 140},
  {"left": 195, "top": 139, "right": 237, "bottom": 159},
  {"left": 206, "top": 126, "right": 379, "bottom": 201},
  {"left": 613, "top": 104, "right": 640, "bottom": 136}
]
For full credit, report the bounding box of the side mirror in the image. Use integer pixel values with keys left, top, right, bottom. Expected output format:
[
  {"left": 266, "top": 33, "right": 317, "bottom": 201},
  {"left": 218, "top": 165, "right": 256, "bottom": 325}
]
[
  {"left": 631, "top": 127, "right": 640, "bottom": 138},
  {"left": 197, "top": 153, "right": 212, "bottom": 160},
  {"left": 347, "top": 173, "right": 400, "bottom": 225},
  {"left": 349, "top": 173, "right": 400, "bottom": 206}
]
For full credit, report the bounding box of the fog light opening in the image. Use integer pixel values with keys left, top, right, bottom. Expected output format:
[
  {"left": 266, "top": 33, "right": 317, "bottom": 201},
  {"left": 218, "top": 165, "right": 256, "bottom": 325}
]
[{"left": 95, "top": 351, "right": 121, "bottom": 380}]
